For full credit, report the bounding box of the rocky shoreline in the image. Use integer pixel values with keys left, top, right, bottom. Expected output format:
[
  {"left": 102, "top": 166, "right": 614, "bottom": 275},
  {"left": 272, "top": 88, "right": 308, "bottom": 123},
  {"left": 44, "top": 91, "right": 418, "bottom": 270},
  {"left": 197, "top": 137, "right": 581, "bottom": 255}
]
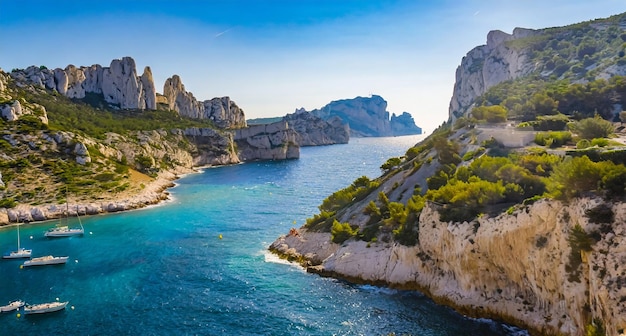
[
  {"left": 269, "top": 231, "right": 534, "bottom": 335},
  {"left": 0, "top": 168, "right": 193, "bottom": 227},
  {"left": 269, "top": 198, "right": 626, "bottom": 336}
]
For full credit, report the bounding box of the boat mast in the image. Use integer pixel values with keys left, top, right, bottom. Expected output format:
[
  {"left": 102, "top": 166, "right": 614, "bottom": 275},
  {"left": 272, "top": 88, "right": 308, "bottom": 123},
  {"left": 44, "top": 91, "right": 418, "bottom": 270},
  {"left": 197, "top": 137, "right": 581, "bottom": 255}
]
[
  {"left": 17, "top": 223, "right": 20, "bottom": 251},
  {"left": 76, "top": 204, "right": 83, "bottom": 230},
  {"left": 65, "top": 185, "right": 69, "bottom": 226}
]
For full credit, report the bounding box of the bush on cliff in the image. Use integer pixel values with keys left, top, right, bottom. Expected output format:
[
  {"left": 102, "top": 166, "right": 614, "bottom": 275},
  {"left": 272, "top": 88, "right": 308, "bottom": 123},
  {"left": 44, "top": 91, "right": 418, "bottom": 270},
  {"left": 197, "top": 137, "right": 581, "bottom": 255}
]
[
  {"left": 319, "top": 176, "right": 379, "bottom": 213},
  {"left": 304, "top": 210, "right": 336, "bottom": 232},
  {"left": 547, "top": 155, "right": 626, "bottom": 199},
  {"left": 331, "top": 220, "right": 358, "bottom": 244}
]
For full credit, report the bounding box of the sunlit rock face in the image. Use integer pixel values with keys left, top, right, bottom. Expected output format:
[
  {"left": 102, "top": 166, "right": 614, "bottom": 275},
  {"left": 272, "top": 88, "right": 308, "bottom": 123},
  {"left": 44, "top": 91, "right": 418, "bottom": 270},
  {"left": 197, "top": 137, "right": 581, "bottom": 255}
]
[
  {"left": 163, "top": 75, "right": 247, "bottom": 129},
  {"left": 234, "top": 121, "right": 299, "bottom": 160},
  {"left": 11, "top": 57, "right": 157, "bottom": 110},
  {"left": 271, "top": 198, "right": 626, "bottom": 336},
  {"left": 448, "top": 28, "right": 538, "bottom": 121}
]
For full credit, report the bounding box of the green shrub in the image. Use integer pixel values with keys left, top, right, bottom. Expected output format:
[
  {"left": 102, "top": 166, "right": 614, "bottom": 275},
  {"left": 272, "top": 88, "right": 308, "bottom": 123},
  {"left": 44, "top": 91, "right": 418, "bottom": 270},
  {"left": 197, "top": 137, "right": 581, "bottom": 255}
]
[
  {"left": 568, "top": 116, "right": 614, "bottom": 140},
  {"left": 534, "top": 131, "right": 572, "bottom": 148},
  {"left": 471, "top": 105, "right": 508, "bottom": 123},
  {"left": 462, "top": 147, "right": 485, "bottom": 161},
  {"left": 585, "top": 318, "right": 605, "bottom": 336},
  {"left": 426, "top": 179, "right": 507, "bottom": 222},
  {"left": 305, "top": 211, "right": 336, "bottom": 232},
  {"left": 590, "top": 138, "right": 609, "bottom": 147},
  {"left": 576, "top": 139, "right": 591, "bottom": 149},
  {"left": 566, "top": 224, "right": 594, "bottom": 282},
  {"left": 0, "top": 197, "right": 17, "bottom": 208},
  {"left": 381, "top": 157, "right": 402, "bottom": 172},
  {"left": 331, "top": 220, "right": 358, "bottom": 244}
]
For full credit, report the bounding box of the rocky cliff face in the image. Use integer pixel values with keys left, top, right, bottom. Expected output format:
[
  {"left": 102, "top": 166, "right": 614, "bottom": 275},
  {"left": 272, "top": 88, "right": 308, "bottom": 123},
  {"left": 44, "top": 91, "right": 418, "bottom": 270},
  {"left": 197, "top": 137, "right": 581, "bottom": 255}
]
[
  {"left": 0, "top": 60, "right": 300, "bottom": 225},
  {"left": 283, "top": 108, "right": 349, "bottom": 146},
  {"left": 391, "top": 112, "right": 422, "bottom": 136},
  {"left": 163, "top": 75, "right": 247, "bottom": 129},
  {"left": 234, "top": 121, "right": 299, "bottom": 160},
  {"left": 448, "top": 28, "right": 538, "bottom": 121},
  {"left": 307, "top": 95, "right": 421, "bottom": 137},
  {"left": 271, "top": 198, "right": 626, "bottom": 336},
  {"left": 10, "top": 57, "right": 157, "bottom": 110},
  {"left": 181, "top": 127, "right": 239, "bottom": 166},
  {"left": 449, "top": 13, "right": 626, "bottom": 122}
]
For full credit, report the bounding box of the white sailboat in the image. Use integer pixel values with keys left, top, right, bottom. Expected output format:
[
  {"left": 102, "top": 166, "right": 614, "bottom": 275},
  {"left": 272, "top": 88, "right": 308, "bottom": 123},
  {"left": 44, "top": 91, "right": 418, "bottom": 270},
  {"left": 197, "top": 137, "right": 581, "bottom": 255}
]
[
  {"left": 22, "top": 255, "right": 69, "bottom": 267},
  {"left": 2, "top": 223, "right": 32, "bottom": 259},
  {"left": 45, "top": 189, "right": 84, "bottom": 237},
  {"left": 24, "top": 300, "right": 68, "bottom": 314}
]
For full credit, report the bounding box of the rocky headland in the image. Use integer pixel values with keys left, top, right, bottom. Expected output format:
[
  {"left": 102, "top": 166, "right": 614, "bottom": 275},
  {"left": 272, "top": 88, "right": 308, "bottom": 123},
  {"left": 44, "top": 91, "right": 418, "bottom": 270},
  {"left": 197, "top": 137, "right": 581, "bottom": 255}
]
[
  {"left": 0, "top": 57, "right": 298, "bottom": 225},
  {"left": 304, "top": 95, "right": 422, "bottom": 137},
  {"left": 283, "top": 108, "right": 349, "bottom": 146},
  {"left": 270, "top": 12, "right": 626, "bottom": 336}
]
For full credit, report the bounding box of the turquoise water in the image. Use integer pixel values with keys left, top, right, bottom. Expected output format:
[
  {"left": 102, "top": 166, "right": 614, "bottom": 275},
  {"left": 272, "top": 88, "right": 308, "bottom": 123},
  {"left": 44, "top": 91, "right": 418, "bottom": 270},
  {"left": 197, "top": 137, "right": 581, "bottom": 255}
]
[{"left": 0, "top": 136, "right": 526, "bottom": 335}]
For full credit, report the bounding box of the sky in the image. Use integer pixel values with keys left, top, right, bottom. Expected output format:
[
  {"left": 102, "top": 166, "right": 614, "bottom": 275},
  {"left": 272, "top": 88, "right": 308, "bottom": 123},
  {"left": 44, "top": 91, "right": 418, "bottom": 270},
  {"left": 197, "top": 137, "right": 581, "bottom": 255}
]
[{"left": 1, "top": 1, "right": 625, "bottom": 134}]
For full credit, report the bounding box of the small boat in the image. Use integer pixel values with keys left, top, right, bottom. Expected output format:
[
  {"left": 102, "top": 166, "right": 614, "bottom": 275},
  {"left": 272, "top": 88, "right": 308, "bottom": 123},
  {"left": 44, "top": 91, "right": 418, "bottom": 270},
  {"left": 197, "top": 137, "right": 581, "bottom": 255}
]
[
  {"left": 44, "top": 225, "right": 84, "bottom": 237},
  {"left": 22, "top": 255, "right": 69, "bottom": 267},
  {"left": 3, "top": 223, "right": 32, "bottom": 259},
  {"left": 0, "top": 300, "right": 24, "bottom": 312},
  {"left": 24, "top": 301, "right": 68, "bottom": 315},
  {"left": 45, "top": 187, "right": 84, "bottom": 238}
]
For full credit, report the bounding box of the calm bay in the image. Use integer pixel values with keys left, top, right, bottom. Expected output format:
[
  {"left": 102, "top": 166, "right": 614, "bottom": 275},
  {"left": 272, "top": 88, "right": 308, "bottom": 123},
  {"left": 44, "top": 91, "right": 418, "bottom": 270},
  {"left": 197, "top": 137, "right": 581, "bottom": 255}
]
[{"left": 0, "top": 135, "right": 526, "bottom": 335}]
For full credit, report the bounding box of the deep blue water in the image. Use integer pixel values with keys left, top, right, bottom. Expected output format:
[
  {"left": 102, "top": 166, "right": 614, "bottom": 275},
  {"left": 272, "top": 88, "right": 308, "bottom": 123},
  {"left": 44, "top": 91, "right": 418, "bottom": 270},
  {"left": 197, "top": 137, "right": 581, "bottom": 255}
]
[{"left": 0, "top": 135, "right": 526, "bottom": 335}]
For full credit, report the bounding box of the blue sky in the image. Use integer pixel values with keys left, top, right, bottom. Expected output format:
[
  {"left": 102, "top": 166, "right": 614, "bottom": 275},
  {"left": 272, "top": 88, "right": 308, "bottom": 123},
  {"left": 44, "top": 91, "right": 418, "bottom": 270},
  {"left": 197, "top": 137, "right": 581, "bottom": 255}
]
[{"left": 1, "top": 1, "right": 625, "bottom": 133}]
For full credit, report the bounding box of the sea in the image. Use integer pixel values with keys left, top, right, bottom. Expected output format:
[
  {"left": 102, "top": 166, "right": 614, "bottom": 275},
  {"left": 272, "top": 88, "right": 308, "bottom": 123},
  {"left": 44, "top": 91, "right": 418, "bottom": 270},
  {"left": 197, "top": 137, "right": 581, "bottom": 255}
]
[{"left": 0, "top": 135, "right": 528, "bottom": 336}]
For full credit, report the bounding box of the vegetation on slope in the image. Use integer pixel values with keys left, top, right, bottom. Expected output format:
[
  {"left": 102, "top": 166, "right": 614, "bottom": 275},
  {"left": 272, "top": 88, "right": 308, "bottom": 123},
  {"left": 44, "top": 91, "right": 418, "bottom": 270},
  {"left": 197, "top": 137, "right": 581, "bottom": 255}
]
[{"left": 0, "top": 78, "right": 220, "bottom": 206}]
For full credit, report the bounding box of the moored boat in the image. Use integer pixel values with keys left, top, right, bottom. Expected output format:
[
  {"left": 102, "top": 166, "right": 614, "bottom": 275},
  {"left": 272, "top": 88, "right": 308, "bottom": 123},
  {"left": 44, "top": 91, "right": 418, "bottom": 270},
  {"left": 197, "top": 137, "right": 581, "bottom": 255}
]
[
  {"left": 45, "top": 187, "right": 84, "bottom": 238},
  {"left": 44, "top": 225, "right": 84, "bottom": 237},
  {"left": 23, "top": 301, "right": 68, "bottom": 314},
  {"left": 0, "top": 300, "right": 24, "bottom": 312},
  {"left": 2, "top": 223, "right": 32, "bottom": 259},
  {"left": 22, "top": 255, "right": 69, "bottom": 267},
  {"left": 3, "top": 248, "right": 33, "bottom": 259}
]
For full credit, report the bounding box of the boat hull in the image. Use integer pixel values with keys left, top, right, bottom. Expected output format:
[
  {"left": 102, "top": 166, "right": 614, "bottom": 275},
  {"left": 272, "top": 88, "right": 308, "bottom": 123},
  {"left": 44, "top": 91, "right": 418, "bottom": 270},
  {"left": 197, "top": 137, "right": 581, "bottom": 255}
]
[
  {"left": 24, "top": 301, "right": 68, "bottom": 314},
  {"left": 45, "top": 229, "right": 84, "bottom": 237},
  {"left": 23, "top": 256, "right": 69, "bottom": 267},
  {"left": 2, "top": 248, "right": 32, "bottom": 259},
  {"left": 0, "top": 300, "right": 24, "bottom": 312}
]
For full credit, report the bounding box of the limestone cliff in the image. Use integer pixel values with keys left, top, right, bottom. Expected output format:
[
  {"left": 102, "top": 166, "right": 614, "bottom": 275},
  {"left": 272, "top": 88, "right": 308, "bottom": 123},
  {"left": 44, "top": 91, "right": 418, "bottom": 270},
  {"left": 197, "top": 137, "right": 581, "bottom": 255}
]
[
  {"left": 181, "top": 127, "right": 239, "bottom": 166},
  {"left": 283, "top": 108, "right": 349, "bottom": 146},
  {"left": 163, "top": 75, "right": 247, "bottom": 129},
  {"left": 391, "top": 112, "right": 422, "bottom": 136},
  {"left": 10, "top": 57, "right": 157, "bottom": 110},
  {"left": 269, "top": 12, "right": 626, "bottom": 336},
  {"left": 234, "top": 121, "right": 299, "bottom": 160},
  {"left": 448, "top": 29, "right": 538, "bottom": 121},
  {"left": 0, "top": 66, "right": 299, "bottom": 225},
  {"left": 271, "top": 198, "right": 626, "bottom": 336},
  {"left": 307, "top": 95, "right": 422, "bottom": 137},
  {"left": 449, "top": 12, "right": 626, "bottom": 121}
]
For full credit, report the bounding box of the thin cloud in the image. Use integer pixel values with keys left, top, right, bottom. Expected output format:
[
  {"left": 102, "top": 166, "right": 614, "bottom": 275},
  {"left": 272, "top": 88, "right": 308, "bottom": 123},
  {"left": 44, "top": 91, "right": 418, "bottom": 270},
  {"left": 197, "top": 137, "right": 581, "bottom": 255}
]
[{"left": 215, "top": 28, "right": 232, "bottom": 38}]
